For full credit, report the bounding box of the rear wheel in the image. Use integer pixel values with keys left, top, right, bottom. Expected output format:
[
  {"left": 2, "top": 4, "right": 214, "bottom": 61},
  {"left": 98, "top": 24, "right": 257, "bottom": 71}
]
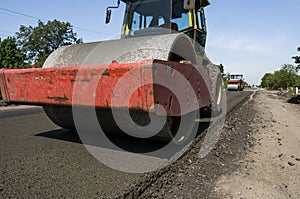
[
  {"left": 165, "top": 111, "right": 199, "bottom": 144},
  {"left": 127, "top": 111, "right": 198, "bottom": 144},
  {"left": 43, "top": 105, "right": 75, "bottom": 129}
]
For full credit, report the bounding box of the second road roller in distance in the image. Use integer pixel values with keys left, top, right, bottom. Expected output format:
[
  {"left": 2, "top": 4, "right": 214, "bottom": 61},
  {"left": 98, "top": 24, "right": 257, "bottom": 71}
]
[{"left": 227, "top": 74, "right": 245, "bottom": 91}]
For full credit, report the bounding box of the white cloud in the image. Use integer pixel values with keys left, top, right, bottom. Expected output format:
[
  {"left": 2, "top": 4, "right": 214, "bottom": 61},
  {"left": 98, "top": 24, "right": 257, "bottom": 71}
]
[
  {"left": 205, "top": 32, "right": 294, "bottom": 85},
  {"left": 208, "top": 32, "right": 280, "bottom": 55}
]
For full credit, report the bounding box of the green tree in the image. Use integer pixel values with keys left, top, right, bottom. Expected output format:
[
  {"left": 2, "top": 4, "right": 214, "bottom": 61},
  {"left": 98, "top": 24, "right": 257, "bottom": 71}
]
[
  {"left": 292, "top": 47, "right": 300, "bottom": 70},
  {"left": 261, "top": 64, "right": 299, "bottom": 89},
  {"left": 218, "top": 63, "right": 229, "bottom": 79},
  {"left": 280, "top": 64, "right": 299, "bottom": 88},
  {"left": 218, "top": 63, "right": 224, "bottom": 74},
  {"left": 282, "top": 63, "right": 298, "bottom": 74},
  {"left": 295, "top": 75, "right": 300, "bottom": 87},
  {"left": 216, "top": 63, "right": 229, "bottom": 87},
  {"left": 272, "top": 70, "right": 290, "bottom": 89},
  {"left": 223, "top": 72, "right": 230, "bottom": 88},
  {"left": 0, "top": 37, "right": 26, "bottom": 69},
  {"left": 261, "top": 73, "right": 274, "bottom": 88},
  {"left": 16, "top": 20, "right": 82, "bottom": 68}
]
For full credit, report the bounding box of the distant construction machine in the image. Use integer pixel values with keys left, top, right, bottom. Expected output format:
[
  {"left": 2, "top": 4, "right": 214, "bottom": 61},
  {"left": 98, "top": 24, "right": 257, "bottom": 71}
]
[{"left": 227, "top": 74, "right": 245, "bottom": 91}]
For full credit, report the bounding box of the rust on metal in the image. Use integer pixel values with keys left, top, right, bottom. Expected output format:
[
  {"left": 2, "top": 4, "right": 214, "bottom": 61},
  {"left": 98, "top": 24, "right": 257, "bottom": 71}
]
[
  {"left": 47, "top": 96, "right": 69, "bottom": 102},
  {"left": 102, "top": 71, "right": 110, "bottom": 76},
  {"left": 71, "top": 78, "right": 91, "bottom": 83}
]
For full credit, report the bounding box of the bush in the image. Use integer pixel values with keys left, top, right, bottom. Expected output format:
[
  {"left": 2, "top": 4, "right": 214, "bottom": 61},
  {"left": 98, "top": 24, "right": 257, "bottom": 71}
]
[
  {"left": 0, "top": 90, "right": 8, "bottom": 106},
  {"left": 261, "top": 64, "right": 300, "bottom": 90}
]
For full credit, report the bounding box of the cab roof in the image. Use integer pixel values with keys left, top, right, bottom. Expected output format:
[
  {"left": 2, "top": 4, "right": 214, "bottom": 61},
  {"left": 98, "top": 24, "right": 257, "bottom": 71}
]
[{"left": 121, "top": 0, "right": 210, "bottom": 8}]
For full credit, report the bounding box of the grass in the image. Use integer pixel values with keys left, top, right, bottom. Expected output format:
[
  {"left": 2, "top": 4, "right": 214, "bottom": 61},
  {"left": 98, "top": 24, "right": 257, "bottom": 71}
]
[
  {"left": 0, "top": 100, "right": 7, "bottom": 106},
  {"left": 0, "top": 90, "right": 8, "bottom": 106}
]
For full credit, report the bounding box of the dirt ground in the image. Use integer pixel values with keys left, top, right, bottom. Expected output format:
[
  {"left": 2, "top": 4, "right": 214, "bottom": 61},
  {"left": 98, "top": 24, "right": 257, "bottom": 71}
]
[
  {"left": 140, "top": 89, "right": 300, "bottom": 199},
  {"left": 215, "top": 90, "right": 300, "bottom": 198}
]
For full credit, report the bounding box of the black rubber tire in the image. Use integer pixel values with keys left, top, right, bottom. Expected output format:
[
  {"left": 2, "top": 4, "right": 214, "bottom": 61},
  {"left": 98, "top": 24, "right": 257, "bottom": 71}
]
[
  {"left": 43, "top": 105, "right": 197, "bottom": 144},
  {"left": 43, "top": 106, "right": 75, "bottom": 129}
]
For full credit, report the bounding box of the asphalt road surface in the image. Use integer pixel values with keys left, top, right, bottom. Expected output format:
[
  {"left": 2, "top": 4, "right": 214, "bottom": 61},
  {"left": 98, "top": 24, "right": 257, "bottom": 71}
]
[{"left": 0, "top": 90, "right": 254, "bottom": 198}]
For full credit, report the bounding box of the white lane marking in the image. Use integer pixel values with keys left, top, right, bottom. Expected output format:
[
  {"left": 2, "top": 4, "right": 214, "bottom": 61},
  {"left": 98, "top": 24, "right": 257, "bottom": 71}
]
[{"left": 249, "top": 89, "right": 257, "bottom": 101}]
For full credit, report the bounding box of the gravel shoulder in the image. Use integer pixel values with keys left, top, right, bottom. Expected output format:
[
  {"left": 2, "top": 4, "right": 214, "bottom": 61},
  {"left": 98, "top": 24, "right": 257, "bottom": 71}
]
[{"left": 141, "top": 90, "right": 299, "bottom": 198}]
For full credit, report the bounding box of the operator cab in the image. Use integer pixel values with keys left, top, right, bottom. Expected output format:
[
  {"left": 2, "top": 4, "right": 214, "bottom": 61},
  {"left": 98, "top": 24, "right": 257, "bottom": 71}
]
[
  {"left": 106, "top": 0, "right": 210, "bottom": 50},
  {"left": 230, "top": 74, "right": 244, "bottom": 80}
]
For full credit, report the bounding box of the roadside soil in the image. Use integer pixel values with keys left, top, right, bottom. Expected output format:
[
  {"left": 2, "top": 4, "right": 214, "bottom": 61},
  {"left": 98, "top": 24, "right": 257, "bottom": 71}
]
[
  {"left": 214, "top": 90, "right": 300, "bottom": 198},
  {"left": 140, "top": 89, "right": 300, "bottom": 198}
]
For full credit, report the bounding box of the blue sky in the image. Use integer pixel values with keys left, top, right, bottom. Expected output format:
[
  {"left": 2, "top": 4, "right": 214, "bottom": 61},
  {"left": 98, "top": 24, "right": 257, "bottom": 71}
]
[{"left": 0, "top": 0, "right": 299, "bottom": 85}]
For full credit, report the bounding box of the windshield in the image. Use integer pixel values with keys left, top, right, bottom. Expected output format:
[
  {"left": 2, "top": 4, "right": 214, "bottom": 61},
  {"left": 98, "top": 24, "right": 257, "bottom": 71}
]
[
  {"left": 122, "top": 0, "right": 197, "bottom": 37},
  {"left": 122, "top": 0, "right": 172, "bottom": 37},
  {"left": 230, "top": 75, "right": 243, "bottom": 80}
]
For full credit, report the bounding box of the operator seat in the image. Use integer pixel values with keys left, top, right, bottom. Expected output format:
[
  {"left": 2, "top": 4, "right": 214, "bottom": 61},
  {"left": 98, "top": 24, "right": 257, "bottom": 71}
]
[
  {"left": 149, "top": 15, "right": 179, "bottom": 31},
  {"left": 160, "top": 22, "right": 178, "bottom": 31}
]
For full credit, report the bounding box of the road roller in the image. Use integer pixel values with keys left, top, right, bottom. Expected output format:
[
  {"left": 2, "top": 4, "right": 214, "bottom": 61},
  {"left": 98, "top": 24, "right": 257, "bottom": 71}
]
[
  {"left": 227, "top": 74, "right": 245, "bottom": 91},
  {"left": 0, "top": 0, "right": 223, "bottom": 142}
]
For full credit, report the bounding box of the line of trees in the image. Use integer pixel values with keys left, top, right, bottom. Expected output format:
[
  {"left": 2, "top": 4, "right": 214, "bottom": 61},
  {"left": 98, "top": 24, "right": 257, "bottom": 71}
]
[
  {"left": 261, "top": 48, "right": 300, "bottom": 90},
  {"left": 0, "top": 19, "right": 82, "bottom": 69},
  {"left": 261, "top": 64, "right": 300, "bottom": 89}
]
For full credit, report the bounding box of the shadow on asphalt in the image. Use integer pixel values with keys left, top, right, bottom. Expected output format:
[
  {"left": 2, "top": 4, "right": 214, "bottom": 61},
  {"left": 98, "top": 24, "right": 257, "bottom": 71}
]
[{"left": 35, "top": 121, "right": 210, "bottom": 158}]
